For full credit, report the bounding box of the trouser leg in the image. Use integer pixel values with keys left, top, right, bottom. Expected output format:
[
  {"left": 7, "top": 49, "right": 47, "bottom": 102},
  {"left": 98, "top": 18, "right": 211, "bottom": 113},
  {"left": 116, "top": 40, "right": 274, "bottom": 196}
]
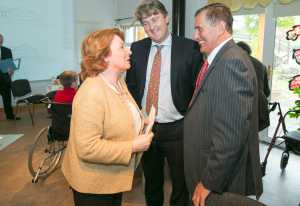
[
  {"left": 142, "top": 141, "right": 165, "bottom": 206},
  {"left": 162, "top": 140, "right": 188, "bottom": 206},
  {"left": 0, "top": 83, "right": 14, "bottom": 119}
]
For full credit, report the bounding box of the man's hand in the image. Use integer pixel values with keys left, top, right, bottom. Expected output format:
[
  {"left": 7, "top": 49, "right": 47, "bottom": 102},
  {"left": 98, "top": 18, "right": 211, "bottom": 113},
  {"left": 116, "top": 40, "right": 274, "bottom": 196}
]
[
  {"left": 8, "top": 68, "right": 14, "bottom": 77},
  {"left": 192, "top": 182, "right": 210, "bottom": 206}
]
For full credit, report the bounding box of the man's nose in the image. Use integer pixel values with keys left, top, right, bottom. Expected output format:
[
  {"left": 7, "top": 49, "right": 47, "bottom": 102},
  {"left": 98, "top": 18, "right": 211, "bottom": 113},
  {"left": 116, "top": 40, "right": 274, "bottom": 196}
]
[
  {"left": 127, "top": 48, "right": 132, "bottom": 55},
  {"left": 149, "top": 23, "right": 154, "bottom": 31}
]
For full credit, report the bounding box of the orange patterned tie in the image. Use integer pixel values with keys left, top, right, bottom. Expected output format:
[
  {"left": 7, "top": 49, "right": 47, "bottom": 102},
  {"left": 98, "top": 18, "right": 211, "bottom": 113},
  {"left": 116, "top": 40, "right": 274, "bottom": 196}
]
[{"left": 146, "top": 45, "right": 163, "bottom": 114}]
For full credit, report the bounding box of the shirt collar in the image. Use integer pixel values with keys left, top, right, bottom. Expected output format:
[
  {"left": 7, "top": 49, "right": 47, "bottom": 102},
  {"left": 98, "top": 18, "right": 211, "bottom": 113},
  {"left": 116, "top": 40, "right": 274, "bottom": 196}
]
[
  {"left": 207, "top": 37, "right": 232, "bottom": 65},
  {"left": 151, "top": 33, "right": 172, "bottom": 47}
]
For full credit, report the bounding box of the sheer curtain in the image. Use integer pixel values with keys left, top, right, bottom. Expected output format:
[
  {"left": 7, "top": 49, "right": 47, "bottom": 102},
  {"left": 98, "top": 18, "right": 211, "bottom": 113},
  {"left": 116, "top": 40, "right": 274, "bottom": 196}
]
[{"left": 207, "top": 0, "right": 295, "bottom": 11}]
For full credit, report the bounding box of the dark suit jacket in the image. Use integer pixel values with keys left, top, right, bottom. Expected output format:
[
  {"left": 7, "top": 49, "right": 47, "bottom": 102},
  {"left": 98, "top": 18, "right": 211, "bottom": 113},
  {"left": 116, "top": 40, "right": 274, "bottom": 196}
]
[
  {"left": 0, "top": 46, "right": 13, "bottom": 86},
  {"left": 184, "top": 40, "right": 263, "bottom": 198},
  {"left": 126, "top": 35, "right": 203, "bottom": 116},
  {"left": 251, "top": 57, "right": 270, "bottom": 98},
  {"left": 0, "top": 46, "right": 12, "bottom": 60},
  {"left": 250, "top": 56, "right": 270, "bottom": 131}
]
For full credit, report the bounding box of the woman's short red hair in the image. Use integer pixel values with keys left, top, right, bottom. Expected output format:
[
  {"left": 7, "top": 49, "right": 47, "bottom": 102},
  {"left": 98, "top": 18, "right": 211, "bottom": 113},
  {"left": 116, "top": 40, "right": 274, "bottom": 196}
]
[{"left": 80, "top": 28, "right": 124, "bottom": 80}]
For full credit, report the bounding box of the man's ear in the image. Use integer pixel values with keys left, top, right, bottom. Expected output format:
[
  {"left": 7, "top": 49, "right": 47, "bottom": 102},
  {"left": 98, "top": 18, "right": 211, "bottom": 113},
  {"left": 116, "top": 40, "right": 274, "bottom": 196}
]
[
  {"left": 215, "top": 21, "right": 226, "bottom": 37},
  {"left": 165, "top": 15, "right": 169, "bottom": 25}
]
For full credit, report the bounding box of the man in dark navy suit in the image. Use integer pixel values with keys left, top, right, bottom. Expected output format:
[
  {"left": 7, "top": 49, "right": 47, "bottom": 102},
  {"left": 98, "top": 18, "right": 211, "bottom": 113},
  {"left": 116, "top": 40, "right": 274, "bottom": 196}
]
[
  {"left": 0, "top": 33, "right": 19, "bottom": 120},
  {"left": 126, "top": 1, "right": 203, "bottom": 206}
]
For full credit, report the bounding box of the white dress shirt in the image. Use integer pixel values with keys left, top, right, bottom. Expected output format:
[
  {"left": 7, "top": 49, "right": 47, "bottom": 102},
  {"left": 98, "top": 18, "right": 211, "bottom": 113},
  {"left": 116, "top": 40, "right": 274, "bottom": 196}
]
[{"left": 141, "top": 34, "right": 183, "bottom": 123}]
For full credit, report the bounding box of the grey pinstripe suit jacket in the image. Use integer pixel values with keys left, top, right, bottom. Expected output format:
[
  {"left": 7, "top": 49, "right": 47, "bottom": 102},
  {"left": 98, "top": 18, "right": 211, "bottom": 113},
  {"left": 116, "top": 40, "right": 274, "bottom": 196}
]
[{"left": 184, "top": 40, "right": 263, "bottom": 199}]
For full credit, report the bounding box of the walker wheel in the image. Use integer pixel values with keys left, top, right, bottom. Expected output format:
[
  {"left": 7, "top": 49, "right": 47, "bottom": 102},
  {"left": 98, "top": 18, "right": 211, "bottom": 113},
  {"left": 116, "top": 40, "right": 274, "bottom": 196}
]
[{"left": 280, "top": 152, "right": 289, "bottom": 170}]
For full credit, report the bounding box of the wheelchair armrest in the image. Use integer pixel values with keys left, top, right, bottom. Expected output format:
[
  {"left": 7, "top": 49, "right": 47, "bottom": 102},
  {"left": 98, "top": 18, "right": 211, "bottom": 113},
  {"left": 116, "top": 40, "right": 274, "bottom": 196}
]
[{"left": 40, "top": 97, "right": 51, "bottom": 104}]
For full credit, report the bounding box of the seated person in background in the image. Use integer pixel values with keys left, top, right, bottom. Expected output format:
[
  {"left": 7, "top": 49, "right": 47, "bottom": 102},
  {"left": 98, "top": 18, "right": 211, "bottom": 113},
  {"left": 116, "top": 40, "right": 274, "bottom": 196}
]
[{"left": 53, "top": 71, "right": 78, "bottom": 104}]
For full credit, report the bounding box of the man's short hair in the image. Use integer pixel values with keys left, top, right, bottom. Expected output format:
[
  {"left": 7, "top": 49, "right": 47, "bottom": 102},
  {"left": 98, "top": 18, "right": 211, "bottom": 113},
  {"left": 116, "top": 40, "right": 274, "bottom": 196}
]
[
  {"left": 59, "top": 71, "right": 77, "bottom": 88},
  {"left": 194, "top": 3, "right": 233, "bottom": 34},
  {"left": 237, "top": 41, "right": 252, "bottom": 55},
  {"left": 135, "top": 0, "right": 168, "bottom": 23}
]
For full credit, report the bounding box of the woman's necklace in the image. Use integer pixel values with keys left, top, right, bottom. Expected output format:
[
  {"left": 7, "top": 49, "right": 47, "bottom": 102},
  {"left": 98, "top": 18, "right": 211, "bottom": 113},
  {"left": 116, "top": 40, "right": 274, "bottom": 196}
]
[
  {"left": 113, "top": 81, "right": 125, "bottom": 96},
  {"left": 100, "top": 74, "right": 125, "bottom": 96}
]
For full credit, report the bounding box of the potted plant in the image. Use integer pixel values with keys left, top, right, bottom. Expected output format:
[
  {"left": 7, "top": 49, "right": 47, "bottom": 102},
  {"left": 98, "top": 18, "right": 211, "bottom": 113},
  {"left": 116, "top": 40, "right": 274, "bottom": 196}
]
[{"left": 288, "top": 75, "right": 300, "bottom": 128}]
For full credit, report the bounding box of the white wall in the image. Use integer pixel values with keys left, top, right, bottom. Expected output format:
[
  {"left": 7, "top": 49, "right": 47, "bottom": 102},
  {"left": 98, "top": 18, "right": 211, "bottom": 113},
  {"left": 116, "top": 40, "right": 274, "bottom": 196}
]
[
  {"left": 0, "top": 0, "right": 76, "bottom": 81},
  {"left": 116, "top": 0, "right": 172, "bottom": 32},
  {"left": 116, "top": 0, "right": 172, "bottom": 19},
  {"left": 116, "top": 0, "right": 141, "bottom": 20},
  {"left": 74, "top": 0, "right": 117, "bottom": 70},
  {"left": 0, "top": 0, "right": 117, "bottom": 108},
  {"left": 185, "top": 0, "right": 207, "bottom": 38}
]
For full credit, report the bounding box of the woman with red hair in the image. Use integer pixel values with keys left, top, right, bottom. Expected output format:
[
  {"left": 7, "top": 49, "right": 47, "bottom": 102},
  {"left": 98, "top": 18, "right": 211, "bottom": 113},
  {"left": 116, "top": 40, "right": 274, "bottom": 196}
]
[{"left": 62, "top": 28, "right": 153, "bottom": 206}]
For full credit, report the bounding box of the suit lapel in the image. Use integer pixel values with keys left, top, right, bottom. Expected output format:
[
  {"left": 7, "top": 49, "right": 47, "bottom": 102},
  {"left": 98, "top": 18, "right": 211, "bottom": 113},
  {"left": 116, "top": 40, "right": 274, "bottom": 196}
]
[
  {"left": 140, "top": 38, "right": 152, "bottom": 94},
  {"left": 189, "top": 40, "right": 235, "bottom": 108},
  {"left": 170, "top": 35, "right": 179, "bottom": 94}
]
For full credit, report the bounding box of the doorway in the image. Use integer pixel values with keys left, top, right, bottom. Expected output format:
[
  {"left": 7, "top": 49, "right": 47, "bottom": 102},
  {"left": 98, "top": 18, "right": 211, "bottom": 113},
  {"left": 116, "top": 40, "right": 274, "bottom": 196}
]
[{"left": 269, "top": 16, "right": 300, "bottom": 139}]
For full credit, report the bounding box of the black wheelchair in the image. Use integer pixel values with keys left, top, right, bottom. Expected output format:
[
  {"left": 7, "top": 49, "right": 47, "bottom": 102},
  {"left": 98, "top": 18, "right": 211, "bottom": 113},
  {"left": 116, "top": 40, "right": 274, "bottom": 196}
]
[
  {"left": 27, "top": 99, "right": 72, "bottom": 183},
  {"left": 261, "top": 102, "right": 300, "bottom": 176}
]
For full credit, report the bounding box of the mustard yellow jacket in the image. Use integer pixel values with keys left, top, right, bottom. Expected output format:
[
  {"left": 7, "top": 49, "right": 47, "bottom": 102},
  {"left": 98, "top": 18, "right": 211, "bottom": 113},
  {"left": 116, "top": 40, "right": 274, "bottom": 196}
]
[{"left": 62, "top": 75, "right": 143, "bottom": 194}]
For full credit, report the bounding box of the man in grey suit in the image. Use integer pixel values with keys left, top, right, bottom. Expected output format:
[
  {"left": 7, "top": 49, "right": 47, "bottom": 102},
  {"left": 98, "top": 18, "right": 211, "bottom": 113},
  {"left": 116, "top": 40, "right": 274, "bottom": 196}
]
[{"left": 184, "top": 3, "right": 263, "bottom": 206}]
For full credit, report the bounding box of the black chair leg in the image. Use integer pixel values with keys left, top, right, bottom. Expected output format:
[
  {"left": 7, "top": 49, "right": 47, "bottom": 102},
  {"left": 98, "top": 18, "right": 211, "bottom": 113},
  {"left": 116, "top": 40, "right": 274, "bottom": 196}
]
[
  {"left": 26, "top": 102, "right": 34, "bottom": 125},
  {"left": 15, "top": 104, "right": 20, "bottom": 119},
  {"left": 32, "top": 104, "right": 36, "bottom": 122}
]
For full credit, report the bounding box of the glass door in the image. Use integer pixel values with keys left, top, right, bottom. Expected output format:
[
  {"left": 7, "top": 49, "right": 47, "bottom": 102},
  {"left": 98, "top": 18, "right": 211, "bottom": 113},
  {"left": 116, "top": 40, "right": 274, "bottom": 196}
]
[{"left": 269, "top": 16, "right": 300, "bottom": 138}]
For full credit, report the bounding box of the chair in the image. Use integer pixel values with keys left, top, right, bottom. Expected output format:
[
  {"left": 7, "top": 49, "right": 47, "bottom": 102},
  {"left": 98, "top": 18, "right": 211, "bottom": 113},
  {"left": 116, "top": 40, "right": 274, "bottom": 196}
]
[{"left": 11, "top": 79, "right": 46, "bottom": 125}]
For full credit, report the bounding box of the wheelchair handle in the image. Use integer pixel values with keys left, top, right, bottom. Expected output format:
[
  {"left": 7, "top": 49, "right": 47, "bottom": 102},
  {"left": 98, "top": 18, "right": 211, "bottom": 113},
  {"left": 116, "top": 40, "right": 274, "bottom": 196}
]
[{"left": 269, "top": 102, "right": 278, "bottom": 112}]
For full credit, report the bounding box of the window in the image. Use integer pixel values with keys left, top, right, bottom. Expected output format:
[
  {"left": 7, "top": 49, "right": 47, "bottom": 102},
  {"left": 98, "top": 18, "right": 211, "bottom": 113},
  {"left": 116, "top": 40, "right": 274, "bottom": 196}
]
[
  {"left": 232, "top": 14, "right": 264, "bottom": 59},
  {"left": 116, "top": 22, "right": 147, "bottom": 47},
  {"left": 269, "top": 16, "right": 300, "bottom": 134}
]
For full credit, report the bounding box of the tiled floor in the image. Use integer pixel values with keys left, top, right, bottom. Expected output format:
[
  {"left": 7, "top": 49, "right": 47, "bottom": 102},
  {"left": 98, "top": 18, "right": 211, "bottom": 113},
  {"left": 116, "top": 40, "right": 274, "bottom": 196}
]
[{"left": 0, "top": 110, "right": 299, "bottom": 206}]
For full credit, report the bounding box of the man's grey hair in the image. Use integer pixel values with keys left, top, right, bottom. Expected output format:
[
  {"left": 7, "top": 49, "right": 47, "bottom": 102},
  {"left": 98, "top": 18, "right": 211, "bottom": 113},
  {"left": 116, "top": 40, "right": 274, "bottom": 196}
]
[
  {"left": 135, "top": 0, "right": 168, "bottom": 23},
  {"left": 194, "top": 3, "right": 233, "bottom": 34}
]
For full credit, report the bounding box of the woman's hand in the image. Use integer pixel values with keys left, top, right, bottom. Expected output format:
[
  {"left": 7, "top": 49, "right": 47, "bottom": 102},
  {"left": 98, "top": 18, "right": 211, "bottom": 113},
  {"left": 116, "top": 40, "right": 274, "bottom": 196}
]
[
  {"left": 132, "top": 132, "right": 154, "bottom": 153},
  {"left": 143, "top": 117, "right": 150, "bottom": 125}
]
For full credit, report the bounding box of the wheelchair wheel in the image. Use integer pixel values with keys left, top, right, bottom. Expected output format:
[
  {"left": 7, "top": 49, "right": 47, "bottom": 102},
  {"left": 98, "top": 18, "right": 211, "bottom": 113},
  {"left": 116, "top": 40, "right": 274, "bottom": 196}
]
[
  {"left": 28, "top": 126, "right": 63, "bottom": 180},
  {"left": 280, "top": 151, "right": 289, "bottom": 170}
]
